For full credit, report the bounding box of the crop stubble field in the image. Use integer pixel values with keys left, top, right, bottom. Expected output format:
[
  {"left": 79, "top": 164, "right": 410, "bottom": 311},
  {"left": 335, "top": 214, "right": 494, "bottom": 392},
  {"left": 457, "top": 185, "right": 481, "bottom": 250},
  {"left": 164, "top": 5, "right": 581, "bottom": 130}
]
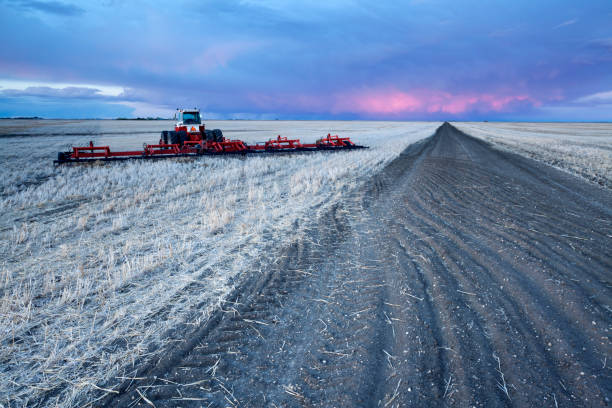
[
  {"left": 0, "top": 120, "right": 440, "bottom": 406},
  {"left": 0, "top": 120, "right": 610, "bottom": 407},
  {"left": 454, "top": 122, "right": 612, "bottom": 188}
]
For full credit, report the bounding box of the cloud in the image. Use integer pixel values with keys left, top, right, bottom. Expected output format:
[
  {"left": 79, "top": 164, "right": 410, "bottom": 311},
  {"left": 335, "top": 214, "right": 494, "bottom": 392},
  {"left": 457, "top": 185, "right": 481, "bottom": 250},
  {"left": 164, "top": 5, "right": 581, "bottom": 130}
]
[
  {"left": 0, "top": 83, "right": 175, "bottom": 118},
  {"left": 247, "top": 88, "right": 540, "bottom": 118},
  {"left": 190, "top": 41, "right": 263, "bottom": 73},
  {"left": 331, "top": 89, "right": 538, "bottom": 116},
  {"left": 1, "top": 85, "right": 115, "bottom": 99},
  {"left": 587, "top": 38, "right": 612, "bottom": 52},
  {"left": 575, "top": 90, "right": 612, "bottom": 103},
  {"left": 553, "top": 19, "right": 576, "bottom": 29},
  {"left": 114, "top": 101, "right": 173, "bottom": 118},
  {"left": 1, "top": 1, "right": 612, "bottom": 119},
  {"left": 12, "top": 0, "right": 84, "bottom": 16},
  {"left": 0, "top": 83, "right": 158, "bottom": 114}
]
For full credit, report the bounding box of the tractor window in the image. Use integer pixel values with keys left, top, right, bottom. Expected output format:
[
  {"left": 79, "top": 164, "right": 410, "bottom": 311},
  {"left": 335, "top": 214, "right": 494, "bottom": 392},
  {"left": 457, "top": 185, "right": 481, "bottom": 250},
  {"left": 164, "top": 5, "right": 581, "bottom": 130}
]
[{"left": 182, "top": 112, "right": 201, "bottom": 124}]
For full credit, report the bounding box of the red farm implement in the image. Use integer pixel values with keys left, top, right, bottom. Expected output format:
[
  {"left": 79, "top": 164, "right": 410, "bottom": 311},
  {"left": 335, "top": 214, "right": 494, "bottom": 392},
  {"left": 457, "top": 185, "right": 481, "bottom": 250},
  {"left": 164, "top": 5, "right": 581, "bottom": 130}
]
[{"left": 55, "top": 109, "right": 367, "bottom": 164}]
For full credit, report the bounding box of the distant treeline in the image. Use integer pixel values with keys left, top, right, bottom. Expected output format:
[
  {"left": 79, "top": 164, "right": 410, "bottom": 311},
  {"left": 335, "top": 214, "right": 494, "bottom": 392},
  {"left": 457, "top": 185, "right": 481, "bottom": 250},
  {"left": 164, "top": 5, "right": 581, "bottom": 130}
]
[
  {"left": 115, "top": 117, "right": 170, "bottom": 120},
  {"left": 0, "top": 117, "right": 171, "bottom": 120},
  {"left": 0, "top": 117, "right": 44, "bottom": 120}
]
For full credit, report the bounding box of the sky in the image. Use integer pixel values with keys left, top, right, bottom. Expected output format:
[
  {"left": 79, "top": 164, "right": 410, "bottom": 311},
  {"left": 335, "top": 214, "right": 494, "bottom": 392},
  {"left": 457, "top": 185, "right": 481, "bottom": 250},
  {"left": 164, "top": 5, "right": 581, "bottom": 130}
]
[{"left": 0, "top": 0, "right": 611, "bottom": 120}]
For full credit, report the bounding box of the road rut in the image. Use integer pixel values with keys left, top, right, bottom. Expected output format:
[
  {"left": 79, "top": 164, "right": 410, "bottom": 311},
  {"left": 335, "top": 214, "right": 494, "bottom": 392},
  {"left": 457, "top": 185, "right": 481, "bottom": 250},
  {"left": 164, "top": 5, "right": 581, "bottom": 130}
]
[{"left": 104, "top": 123, "right": 611, "bottom": 407}]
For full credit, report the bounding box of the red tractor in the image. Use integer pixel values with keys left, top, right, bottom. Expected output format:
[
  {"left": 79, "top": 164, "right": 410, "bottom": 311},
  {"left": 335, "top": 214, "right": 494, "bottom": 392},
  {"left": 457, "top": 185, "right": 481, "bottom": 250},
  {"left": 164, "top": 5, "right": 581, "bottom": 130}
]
[
  {"left": 162, "top": 109, "right": 223, "bottom": 145},
  {"left": 56, "top": 108, "right": 366, "bottom": 163}
]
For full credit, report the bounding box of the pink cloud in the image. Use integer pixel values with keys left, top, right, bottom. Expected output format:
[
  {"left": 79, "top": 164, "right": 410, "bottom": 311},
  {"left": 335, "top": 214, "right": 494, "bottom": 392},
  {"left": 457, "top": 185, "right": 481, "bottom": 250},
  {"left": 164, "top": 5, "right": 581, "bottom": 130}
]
[
  {"left": 332, "top": 89, "right": 539, "bottom": 116},
  {"left": 246, "top": 88, "right": 540, "bottom": 117},
  {"left": 335, "top": 91, "right": 423, "bottom": 114}
]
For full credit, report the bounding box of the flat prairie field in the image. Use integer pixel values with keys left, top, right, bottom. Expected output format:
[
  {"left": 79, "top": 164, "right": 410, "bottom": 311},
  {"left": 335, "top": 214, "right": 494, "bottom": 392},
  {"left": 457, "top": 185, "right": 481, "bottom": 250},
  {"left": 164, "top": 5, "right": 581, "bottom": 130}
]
[
  {"left": 0, "top": 120, "right": 440, "bottom": 406},
  {"left": 454, "top": 122, "right": 612, "bottom": 188},
  {"left": 1, "top": 120, "right": 610, "bottom": 407}
]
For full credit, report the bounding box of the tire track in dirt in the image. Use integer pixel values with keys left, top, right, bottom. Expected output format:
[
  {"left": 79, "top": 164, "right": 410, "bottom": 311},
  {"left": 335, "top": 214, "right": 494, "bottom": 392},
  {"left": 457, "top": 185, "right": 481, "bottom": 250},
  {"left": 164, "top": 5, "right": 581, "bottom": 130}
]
[{"left": 101, "top": 123, "right": 611, "bottom": 407}]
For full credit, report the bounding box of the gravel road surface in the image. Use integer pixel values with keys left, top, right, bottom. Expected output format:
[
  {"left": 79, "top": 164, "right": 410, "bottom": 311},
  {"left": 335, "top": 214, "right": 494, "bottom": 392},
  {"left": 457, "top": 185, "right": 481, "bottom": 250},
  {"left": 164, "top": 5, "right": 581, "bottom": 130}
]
[{"left": 104, "top": 123, "right": 611, "bottom": 407}]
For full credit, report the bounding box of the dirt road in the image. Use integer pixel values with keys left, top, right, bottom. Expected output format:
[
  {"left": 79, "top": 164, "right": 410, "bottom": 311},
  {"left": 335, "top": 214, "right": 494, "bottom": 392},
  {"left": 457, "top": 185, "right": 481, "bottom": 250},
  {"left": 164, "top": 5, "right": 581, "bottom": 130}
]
[{"left": 104, "top": 123, "right": 611, "bottom": 407}]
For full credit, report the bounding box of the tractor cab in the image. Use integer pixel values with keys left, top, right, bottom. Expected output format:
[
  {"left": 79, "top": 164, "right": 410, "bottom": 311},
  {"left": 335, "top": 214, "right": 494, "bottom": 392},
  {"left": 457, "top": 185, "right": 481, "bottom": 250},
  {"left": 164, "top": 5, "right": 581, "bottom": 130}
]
[
  {"left": 177, "top": 109, "right": 201, "bottom": 126},
  {"left": 176, "top": 108, "right": 202, "bottom": 134}
]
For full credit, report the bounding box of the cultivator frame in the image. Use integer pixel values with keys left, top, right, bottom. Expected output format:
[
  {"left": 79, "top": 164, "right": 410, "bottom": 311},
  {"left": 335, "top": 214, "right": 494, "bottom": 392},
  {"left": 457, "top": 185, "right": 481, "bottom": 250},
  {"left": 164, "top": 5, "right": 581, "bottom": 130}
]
[{"left": 55, "top": 133, "right": 367, "bottom": 164}]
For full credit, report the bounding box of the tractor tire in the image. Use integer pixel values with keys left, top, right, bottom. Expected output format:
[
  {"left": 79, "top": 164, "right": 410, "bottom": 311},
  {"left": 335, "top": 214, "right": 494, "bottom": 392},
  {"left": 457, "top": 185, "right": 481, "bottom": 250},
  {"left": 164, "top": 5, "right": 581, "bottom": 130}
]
[
  {"left": 178, "top": 131, "right": 188, "bottom": 145},
  {"left": 169, "top": 131, "right": 180, "bottom": 145},
  {"left": 212, "top": 129, "right": 224, "bottom": 142},
  {"left": 205, "top": 129, "right": 215, "bottom": 142},
  {"left": 161, "top": 131, "right": 169, "bottom": 144}
]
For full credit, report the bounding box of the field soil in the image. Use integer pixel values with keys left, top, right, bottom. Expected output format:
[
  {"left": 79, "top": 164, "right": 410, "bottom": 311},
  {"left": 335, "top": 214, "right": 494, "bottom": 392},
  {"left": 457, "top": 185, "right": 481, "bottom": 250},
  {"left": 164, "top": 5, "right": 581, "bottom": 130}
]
[{"left": 103, "top": 123, "right": 611, "bottom": 407}]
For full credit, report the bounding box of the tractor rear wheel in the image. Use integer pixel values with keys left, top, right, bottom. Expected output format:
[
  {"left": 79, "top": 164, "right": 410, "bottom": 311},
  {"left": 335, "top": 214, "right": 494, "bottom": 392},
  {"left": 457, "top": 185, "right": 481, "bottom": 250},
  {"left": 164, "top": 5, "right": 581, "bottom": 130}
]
[
  {"left": 212, "top": 129, "right": 224, "bottom": 142},
  {"left": 205, "top": 129, "right": 215, "bottom": 142},
  {"left": 169, "top": 131, "right": 180, "bottom": 145},
  {"left": 178, "top": 131, "right": 188, "bottom": 145},
  {"left": 161, "top": 130, "right": 169, "bottom": 144}
]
